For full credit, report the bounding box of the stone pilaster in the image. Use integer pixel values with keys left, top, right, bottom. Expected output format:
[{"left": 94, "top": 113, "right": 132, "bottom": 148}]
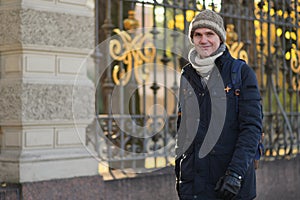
[{"left": 0, "top": 0, "right": 98, "bottom": 182}]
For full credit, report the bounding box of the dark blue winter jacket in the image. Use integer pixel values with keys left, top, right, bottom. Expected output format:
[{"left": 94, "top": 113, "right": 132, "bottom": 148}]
[{"left": 175, "top": 48, "right": 263, "bottom": 200}]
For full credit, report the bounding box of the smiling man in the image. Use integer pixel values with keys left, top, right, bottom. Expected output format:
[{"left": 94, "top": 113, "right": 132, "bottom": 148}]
[{"left": 175, "top": 9, "right": 263, "bottom": 200}]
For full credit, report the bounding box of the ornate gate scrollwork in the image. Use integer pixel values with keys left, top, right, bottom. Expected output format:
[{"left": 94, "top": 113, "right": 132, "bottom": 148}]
[
  {"left": 110, "top": 28, "right": 156, "bottom": 85},
  {"left": 226, "top": 24, "right": 249, "bottom": 62}
]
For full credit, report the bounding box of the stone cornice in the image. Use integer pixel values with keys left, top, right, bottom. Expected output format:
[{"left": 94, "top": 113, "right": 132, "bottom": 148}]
[{"left": 0, "top": 44, "right": 93, "bottom": 55}]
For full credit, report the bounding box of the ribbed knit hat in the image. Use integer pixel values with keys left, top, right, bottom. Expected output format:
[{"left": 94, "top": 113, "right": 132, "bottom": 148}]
[{"left": 189, "top": 10, "right": 226, "bottom": 43}]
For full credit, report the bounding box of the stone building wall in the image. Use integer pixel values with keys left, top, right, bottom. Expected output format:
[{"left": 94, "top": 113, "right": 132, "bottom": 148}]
[{"left": 0, "top": 0, "right": 98, "bottom": 183}]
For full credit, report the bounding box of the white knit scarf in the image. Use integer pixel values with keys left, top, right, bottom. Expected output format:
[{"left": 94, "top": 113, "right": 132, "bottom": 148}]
[{"left": 188, "top": 44, "right": 225, "bottom": 80}]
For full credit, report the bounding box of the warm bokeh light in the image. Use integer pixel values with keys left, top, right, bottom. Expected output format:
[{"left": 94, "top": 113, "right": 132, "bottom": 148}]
[
  {"left": 186, "top": 10, "right": 195, "bottom": 22},
  {"left": 291, "top": 32, "right": 297, "bottom": 40},
  {"left": 285, "top": 51, "right": 291, "bottom": 60},
  {"left": 285, "top": 31, "right": 291, "bottom": 39},
  {"left": 276, "top": 28, "right": 283, "bottom": 37}
]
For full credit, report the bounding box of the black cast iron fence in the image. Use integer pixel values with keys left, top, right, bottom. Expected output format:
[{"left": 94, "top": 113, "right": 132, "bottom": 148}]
[{"left": 92, "top": 0, "right": 300, "bottom": 171}]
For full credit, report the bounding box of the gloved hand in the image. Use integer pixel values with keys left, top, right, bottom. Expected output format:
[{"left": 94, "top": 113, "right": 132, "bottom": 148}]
[{"left": 214, "top": 171, "right": 242, "bottom": 200}]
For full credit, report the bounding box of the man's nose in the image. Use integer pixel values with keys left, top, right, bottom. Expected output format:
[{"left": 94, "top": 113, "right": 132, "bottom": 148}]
[{"left": 199, "top": 36, "right": 208, "bottom": 43}]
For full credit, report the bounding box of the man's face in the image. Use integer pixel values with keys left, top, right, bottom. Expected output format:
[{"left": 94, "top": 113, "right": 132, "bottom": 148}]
[{"left": 192, "top": 28, "right": 221, "bottom": 58}]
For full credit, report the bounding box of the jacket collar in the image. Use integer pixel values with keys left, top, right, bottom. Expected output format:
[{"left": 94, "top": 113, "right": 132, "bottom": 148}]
[{"left": 214, "top": 46, "right": 234, "bottom": 70}]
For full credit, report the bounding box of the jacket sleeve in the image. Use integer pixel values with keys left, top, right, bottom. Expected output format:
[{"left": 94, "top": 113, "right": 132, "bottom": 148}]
[
  {"left": 227, "top": 64, "right": 263, "bottom": 178},
  {"left": 175, "top": 74, "right": 186, "bottom": 159},
  {"left": 175, "top": 73, "right": 187, "bottom": 183}
]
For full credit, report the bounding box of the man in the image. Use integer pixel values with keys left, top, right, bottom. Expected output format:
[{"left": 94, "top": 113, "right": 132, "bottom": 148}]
[{"left": 175, "top": 9, "right": 263, "bottom": 200}]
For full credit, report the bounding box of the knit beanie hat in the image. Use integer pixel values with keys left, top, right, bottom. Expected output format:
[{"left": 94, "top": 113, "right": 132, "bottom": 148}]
[{"left": 189, "top": 9, "right": 226, "bottom": 43}]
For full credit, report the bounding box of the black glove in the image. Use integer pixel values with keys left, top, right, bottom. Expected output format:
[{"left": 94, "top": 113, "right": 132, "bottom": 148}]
[{"left": 215, "top": 171, "right": 242, "bottom": 200}]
